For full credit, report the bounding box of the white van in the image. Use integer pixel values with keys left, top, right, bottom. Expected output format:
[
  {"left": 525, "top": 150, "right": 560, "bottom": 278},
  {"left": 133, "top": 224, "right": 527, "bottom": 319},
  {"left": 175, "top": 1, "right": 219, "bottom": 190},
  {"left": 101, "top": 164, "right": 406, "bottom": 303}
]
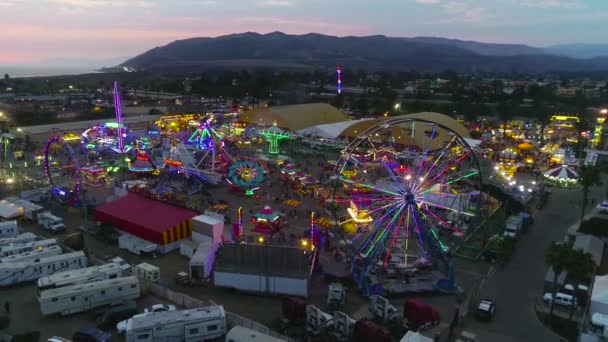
[
  {"left": 543, "top": 292, "right": 577, "bottom": 307},
  {"left": 591, "top": 313, "right": 608, "bottom": 337}
]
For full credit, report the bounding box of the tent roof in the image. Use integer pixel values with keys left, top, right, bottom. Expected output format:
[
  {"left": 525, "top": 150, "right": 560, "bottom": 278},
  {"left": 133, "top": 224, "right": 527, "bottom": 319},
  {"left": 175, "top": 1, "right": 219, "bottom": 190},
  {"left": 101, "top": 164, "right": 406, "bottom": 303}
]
[
  {"left": 241, "top": 103, "right": 347, "bottom": 131},
  {"left": 574, "top": 234, "right": 605, "bottom": 267},
  {"left": 296, "top": 119, "right": 373, "bottom": 138},
  {"left": 0, "top": 200, "right": 23, "bottom": 219},
  {"left": 95, "top": 193, "right": 197, "bottom": 233},
  {"left": 592, "top": 275, "right": 608, "bottom": 305}
]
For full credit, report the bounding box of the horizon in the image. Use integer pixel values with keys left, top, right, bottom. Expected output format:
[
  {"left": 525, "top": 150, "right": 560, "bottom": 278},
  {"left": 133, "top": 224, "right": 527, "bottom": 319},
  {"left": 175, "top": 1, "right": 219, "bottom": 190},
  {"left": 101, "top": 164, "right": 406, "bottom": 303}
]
[{"left": 1, "top": 0, "right": 608, "bottom": 64}]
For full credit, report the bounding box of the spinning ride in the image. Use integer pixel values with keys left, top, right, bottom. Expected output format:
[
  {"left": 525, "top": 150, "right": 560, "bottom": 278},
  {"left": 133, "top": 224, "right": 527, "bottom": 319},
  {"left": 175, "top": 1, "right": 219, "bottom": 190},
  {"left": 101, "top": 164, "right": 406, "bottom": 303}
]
[
  {"left": 332, "top": 117, "right": 485, "bottom": 295},
  {"left": 227, "top": 160, "right": 265, "bottom": 195},
  {"left": 43, "top": 136, "right": 82, "bottom": 205}
]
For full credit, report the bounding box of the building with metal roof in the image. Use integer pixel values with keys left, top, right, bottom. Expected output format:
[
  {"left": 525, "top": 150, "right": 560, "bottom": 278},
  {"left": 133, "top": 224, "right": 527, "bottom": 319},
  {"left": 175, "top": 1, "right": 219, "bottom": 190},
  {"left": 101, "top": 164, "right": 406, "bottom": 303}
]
[{"left": 240, "top": 103, "right": 347, "bottom": 131}]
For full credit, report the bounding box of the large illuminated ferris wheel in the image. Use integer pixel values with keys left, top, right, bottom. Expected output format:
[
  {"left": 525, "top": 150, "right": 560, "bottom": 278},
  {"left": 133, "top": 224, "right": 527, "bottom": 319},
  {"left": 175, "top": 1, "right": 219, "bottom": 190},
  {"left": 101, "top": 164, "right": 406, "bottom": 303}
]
[{"left": 332, "top": 117, "right": 486, "bottom": 295}]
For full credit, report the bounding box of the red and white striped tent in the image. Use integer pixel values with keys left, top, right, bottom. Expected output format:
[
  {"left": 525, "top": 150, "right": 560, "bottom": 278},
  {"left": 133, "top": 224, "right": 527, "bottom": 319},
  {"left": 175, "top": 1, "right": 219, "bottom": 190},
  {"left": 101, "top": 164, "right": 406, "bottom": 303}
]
[{"left": 544, "top": 165, "right": 579, "bottom": 180}]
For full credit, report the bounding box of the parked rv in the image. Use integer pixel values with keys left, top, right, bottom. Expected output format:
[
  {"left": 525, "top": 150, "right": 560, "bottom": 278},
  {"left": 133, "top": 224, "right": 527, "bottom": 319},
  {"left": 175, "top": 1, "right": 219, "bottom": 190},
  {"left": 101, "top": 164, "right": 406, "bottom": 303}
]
[
  {"left": 20, "top": 188, "right": 50, "bottom": 203},
  {"left": 37, "top": 212, "right": 65, "bottom": 234},
  {"left": 132, "top": 263, "right": 160, "bottom": 283},
  {"left": 0, "top": 251, "right": 87, "bottom": 287},
  {"left": 118, "top": 234, "right": 157, "bottom": 255},
  {"left": 38, "top": 276, "right": 140, "bottom": 316},
  {"left": 0, "top": 238, "right": 57, "bottom": 257},
  {"left": 0, "top": 232, "right": 36, "bottom": 248},
  {"left": 125, "top": 306, "right": 226, "bottom": 342},
  {"left": 0, "top": 221, "right": 18, "bottom": 238},
  {"left": 0, "top": 245, "right": 62, "bottom": 264},
  {"left": 37, "top": 263, "right": 124, "bottom": 290}
]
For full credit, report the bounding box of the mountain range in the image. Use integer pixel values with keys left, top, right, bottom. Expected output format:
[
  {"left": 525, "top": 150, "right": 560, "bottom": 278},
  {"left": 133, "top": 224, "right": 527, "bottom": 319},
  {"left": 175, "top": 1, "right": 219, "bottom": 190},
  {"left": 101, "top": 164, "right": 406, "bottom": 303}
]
[{"left": 118, "top": 32, "right": 608, "bottom": 73}]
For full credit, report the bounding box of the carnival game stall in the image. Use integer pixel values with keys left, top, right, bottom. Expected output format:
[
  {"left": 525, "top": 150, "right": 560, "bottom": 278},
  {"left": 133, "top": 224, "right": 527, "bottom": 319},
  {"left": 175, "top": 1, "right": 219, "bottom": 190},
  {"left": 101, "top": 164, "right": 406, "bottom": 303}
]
[{"left": 80, "top": 164, "right": 108, "bottom": 187}]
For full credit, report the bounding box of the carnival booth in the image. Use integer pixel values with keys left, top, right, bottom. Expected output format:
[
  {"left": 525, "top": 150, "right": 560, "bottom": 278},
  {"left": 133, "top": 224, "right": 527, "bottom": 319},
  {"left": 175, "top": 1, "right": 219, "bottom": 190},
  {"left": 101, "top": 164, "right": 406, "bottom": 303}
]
[
  {"left": 544, "top": 165, "right": 579, "bottom": 188},
  {"left": 80, "top": 165, "right": 108, "bottom": 186}
]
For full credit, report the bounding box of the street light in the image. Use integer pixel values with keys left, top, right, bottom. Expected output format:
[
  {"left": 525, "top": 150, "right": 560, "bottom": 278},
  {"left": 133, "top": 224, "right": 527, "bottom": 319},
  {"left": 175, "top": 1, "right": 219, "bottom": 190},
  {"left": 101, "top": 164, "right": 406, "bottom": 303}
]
[
  {"left": 16, "top": 128, "right": 22, "bottom": 132},
  {"left": 601, "top": 108, "right": 608, "bottom": 115}
]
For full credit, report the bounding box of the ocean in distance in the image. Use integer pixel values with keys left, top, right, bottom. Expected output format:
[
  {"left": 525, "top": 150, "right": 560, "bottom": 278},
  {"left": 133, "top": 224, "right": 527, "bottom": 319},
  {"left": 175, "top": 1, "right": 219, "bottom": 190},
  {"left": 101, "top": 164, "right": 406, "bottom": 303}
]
[{"left": 0, "top": 65, "right": 98, "bottom": 78}]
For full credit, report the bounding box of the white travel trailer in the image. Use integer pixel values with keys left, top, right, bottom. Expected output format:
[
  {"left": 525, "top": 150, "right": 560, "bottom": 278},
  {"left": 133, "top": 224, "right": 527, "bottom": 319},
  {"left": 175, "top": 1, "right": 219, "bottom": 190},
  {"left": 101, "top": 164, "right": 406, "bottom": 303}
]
[
  {"left": 0, "top": 238, "right": 57, "bottom": 257},
  {"left": 0, "top": 245, "right": 61, "bottom": 264},
  {"left": 118, "top": 233, "right": 157, "bottom": 255},
  {"left": 132, "top": 263, "right": 160, "bottom": 283},
  {"left": 37, "top": 263, "right": 123, "bottom": 290},
  {"left": 126, "top": 306, "right": 226, "bottom": 342},
  {"left": 38, "top": 276, "right": 140, "bottom": 316},
  {"left": 37, "top": 212, "right": 65, "bottom": 233},
  {"left": 0, "top": 221, "right": 18, "bottom": 238},
  {"left": 0, "top": 251, "right": 87, "bottom": 287},
  {"left": 0, "top": 232, "right": 36, "bottom": 248},
  {"left": 225, "top": 326, "right": 286, "bottom": 342}
]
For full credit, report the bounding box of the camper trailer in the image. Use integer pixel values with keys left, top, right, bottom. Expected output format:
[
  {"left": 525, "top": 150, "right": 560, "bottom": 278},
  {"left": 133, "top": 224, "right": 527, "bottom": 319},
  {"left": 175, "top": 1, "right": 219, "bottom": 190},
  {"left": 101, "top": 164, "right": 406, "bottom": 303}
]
[
  {"left": 20, "top": 188, "right": 50, "bottom": 203},
  {"left": 118, "top": 233, "right": 157, "bottom": 255},
  {"left": 37, "top": 263, "right": 123, "bottom": 290},
  {"left": 126, "top": 306, "right": 226, "bottom": 342},
  {"left": 0, "top": 245, "right": 62, "bottom": 264},
  {"left": 9, "top": 199, "right": 44, "bottom": 222},
  {"left": 37, "top": 212, "right": 65, "bottom": 233},
  {"left": 0, "top": 238, "right": 57, "bottom": 257},
  {"left": 0, "top": 221, "right": 18, "bottom": 238},
  {"left": 0, "top": 251, "right": 87, "bottom": 287},
  {"left": 38, "top": 276, "right": 140, "bottom": 316},
  {"left": 132, "top": 263, "right": 160, "bottom": 283},
  {"left": 0, "top": 232, "right": 36, "bottom": 248},
  {"left": 225, "top": 326, "right": 286, "bottom": 342}
]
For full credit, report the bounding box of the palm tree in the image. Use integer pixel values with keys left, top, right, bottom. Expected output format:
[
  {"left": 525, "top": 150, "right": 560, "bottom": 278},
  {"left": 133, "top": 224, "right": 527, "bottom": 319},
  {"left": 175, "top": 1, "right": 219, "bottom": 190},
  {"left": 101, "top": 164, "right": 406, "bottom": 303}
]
[
  {"left": 578, "top": 164, "right": 602, "bottom": 225},
  {"left": 566, "top": 249, "right": 595, "bottom": 320},
  {"left": 546, "top": 242, "right": 572, "bottom": 315}
]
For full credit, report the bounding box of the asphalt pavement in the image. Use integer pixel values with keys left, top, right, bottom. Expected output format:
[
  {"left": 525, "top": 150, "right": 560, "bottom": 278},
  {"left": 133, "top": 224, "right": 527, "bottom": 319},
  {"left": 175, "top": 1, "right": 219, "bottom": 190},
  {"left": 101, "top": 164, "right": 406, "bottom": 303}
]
[{"left": 465, "top": 180, "right": 607, "bottom": 342}]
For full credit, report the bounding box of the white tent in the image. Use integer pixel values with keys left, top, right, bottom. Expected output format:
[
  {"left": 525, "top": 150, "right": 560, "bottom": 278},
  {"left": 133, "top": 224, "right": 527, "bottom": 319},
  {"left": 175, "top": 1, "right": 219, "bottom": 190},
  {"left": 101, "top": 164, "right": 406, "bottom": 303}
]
[
  {"left": 400, "top": 331, "right": 433, "bottom": 342},
  {"left": 296, "top": 119, "right": 371, "bottom": 139},
  {"left": 591, "top": 275, "right": 608, "bottom": 316},
  {"left": 0, "top": 200, "right": 23, "bottom": 219}
]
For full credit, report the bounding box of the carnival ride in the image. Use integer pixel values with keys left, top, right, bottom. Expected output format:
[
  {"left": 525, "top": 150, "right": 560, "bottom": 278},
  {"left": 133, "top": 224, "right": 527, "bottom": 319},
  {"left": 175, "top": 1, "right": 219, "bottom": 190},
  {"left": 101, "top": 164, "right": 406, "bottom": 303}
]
[
  {"left": 259, "top": 124, "right": 290, "bottom": 154},
  {"left": 331, "top": 117, "right": 485, "bottom": 296},
  {"left": 227, "top": 159, "right": 265, "bottom": 195},
  {"left": 81, "top": 82, "right": 134, "bottom": 153},
  {"left": 43, "top": 136, "right": 82, "bottom": 206}
]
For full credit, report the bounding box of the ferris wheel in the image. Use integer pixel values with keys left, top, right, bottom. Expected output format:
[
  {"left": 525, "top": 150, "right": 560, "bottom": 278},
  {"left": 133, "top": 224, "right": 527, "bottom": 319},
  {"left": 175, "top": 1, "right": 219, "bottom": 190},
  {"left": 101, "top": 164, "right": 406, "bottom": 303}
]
[
  {"left": 331, "top": 117, "right": 485, "bottom": 295},
  {"left": 43, "top": 136, "right": 82, "bottom": 206}
]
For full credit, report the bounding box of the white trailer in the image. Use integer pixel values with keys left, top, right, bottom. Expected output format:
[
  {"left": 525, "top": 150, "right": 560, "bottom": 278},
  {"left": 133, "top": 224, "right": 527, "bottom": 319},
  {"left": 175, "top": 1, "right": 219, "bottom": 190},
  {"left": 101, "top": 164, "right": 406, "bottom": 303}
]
[
  {"left": 0, "top": 245, "right": 62, "bottom": 264},
  {"left": 38, "top": 276, "right": 140, "bottom": 316},
  {"left": 0, "top": 232, "right": 36, "bottom": 248},
  {"left": 132, "top": 262, "right": 160, "bottom": 283},
  {"left": 126, "top": 305, "right": 226, "bottom": 342},
  {"left": 0, "top": 220, "right": 18, "bottom": 238},
  {"left": 0, "top": 238, "right": 57, "bottom": 257},
  {"left": 189, "top": 238, "right": 219, "bottom": 280},
  {"left": 37, "top": 212, "right": 65, "bottom": 233},
  {"left": 225, "top": 326, "right": 286, "bottom": 342},
  {"left": 331, "top": 311, "right": 356, "bottom": 342},
  {"left": 180, "top": 239, "right": 197, "bottom": 258},
  {"left": 20, "top": 188, "right": 50, "bottom": 202},
  {"left": 192, "top": 214, "right": 225, "bottom": 244},
  {"left": 37, "top": 263, "right": 123, "bottom": 290},
  {"left": 118, "top": 233, "right": 158, "bottom": 255},
  {"left": 306, "top": 305, "right": 334, "bottom": 334},
  {"left": 10, "top": 199, "right": 44, "bottom": 222},
  {"left": 0, "top": 251, "right": 87, "bottom": 287}
]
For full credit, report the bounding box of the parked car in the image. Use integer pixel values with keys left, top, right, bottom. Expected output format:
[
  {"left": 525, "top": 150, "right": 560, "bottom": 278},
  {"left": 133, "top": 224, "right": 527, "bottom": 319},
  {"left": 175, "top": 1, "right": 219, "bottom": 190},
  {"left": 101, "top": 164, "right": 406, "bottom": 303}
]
[
  {"left": 116, "top": 313, "right": 146, "bottom": 335},
  {"left": 475, "top": 299, "right": 496, "bottom": 321},
  {"left": 143, "top": 303, "right": 176, "bottom": 314},
  {"left": 543, "top": 292, "right": 577, "bottom": 307},
  {"left": 72, "top": 328, "right": 111, "bottom": 342}
]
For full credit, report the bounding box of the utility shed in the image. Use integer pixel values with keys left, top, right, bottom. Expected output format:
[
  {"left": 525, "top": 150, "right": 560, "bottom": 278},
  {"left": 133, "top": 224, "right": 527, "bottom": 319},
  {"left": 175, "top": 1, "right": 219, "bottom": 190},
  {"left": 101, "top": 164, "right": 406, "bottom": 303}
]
[
  {"left": 214, "top": 244, "right": 311, "bottom": 297},
  {"left": 574, "top": 234, "right": 605, "bottom": 267}
]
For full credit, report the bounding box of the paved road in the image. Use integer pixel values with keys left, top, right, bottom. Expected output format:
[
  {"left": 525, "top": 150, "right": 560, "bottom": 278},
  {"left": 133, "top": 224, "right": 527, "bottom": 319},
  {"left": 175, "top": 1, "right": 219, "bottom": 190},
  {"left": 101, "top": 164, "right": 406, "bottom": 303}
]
[{"left": 466, "top": 182, "right": 606, "bottom": 342}]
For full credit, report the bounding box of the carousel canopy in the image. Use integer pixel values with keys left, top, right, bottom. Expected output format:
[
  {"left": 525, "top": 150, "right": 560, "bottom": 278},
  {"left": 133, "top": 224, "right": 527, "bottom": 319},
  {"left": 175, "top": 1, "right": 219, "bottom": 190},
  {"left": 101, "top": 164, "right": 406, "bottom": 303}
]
[
  {"left": 544, "top": 165, "right": 579, "bottom": 180},
  {"left": 254, "top": 205, "right": 281, "bottom": 221}
]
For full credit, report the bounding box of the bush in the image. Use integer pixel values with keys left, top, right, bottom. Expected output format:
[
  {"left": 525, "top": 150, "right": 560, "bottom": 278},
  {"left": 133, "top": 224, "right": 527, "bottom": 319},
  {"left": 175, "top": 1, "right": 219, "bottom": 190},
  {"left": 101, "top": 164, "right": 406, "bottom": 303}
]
[{"left": 12, "top": 331, "right": 40, "bottom": 342}]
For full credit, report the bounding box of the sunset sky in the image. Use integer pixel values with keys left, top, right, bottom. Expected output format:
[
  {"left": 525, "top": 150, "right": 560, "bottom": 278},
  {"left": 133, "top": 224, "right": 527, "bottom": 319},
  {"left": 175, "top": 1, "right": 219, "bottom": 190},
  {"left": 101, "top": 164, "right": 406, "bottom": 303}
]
[{"left": 1, "top": 0, "right": 606, "bottom": 64}]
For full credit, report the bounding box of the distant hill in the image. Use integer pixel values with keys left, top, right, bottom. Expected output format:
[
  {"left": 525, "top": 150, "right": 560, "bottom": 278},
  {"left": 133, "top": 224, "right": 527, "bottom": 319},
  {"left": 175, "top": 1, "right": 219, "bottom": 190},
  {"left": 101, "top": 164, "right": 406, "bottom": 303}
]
[
  {"left": 118, "top": 32, "right": 608, "bottom": 73},
  {"left": 544, "top": 44, "right": 608, "bottom": 59}
]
